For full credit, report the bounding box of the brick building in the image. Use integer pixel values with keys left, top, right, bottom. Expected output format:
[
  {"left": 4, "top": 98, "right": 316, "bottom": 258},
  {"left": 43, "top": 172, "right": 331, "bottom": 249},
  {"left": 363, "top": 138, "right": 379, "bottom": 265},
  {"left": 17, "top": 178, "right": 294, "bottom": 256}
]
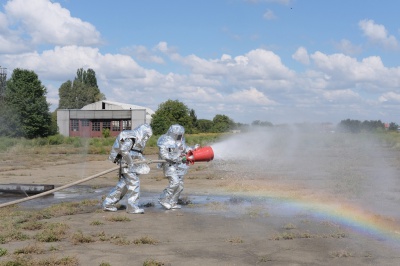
[{"left": 57, "top": 100, "right": 155, "bottom": 137}]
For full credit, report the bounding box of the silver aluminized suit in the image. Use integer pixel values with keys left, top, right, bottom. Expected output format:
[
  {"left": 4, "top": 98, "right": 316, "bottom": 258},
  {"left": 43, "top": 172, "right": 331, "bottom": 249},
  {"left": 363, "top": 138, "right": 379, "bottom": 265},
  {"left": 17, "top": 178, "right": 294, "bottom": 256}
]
[
  {"left": 157, "top": 124, "right": 198, "bottom": 210},
  {"left": 102, "top": 123, "right": 152, "bottom": 214}
]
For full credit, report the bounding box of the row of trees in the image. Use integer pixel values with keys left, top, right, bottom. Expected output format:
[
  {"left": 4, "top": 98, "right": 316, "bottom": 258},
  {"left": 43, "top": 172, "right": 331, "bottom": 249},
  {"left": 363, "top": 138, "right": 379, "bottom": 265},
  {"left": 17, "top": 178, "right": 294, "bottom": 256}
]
[
  {"left": 0, "top": 67, "right": 238, "bottom": 139},
  {"left": 0, "top": 68, "right": 106, "bottom": 138},
  {"left": 337, "top": 119, "right": 399, "bottom": 133},
  {"left": 150, "top": 99, "right": 236, "bottom": 135}
]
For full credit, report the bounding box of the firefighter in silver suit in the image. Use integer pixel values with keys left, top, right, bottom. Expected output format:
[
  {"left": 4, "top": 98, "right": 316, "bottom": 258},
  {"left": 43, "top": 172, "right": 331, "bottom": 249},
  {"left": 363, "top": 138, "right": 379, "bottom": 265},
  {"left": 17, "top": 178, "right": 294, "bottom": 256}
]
[
  {"left": 157, "top": 124, "right": 199, "bottom": 210},
  {"left": 102, "top": 123, "right": 153, "bottom": 214}
]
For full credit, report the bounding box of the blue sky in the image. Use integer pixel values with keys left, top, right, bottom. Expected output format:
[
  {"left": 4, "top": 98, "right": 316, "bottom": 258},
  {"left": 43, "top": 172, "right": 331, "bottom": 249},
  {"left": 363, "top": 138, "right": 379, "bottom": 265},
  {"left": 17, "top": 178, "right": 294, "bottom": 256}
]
[{"left": 1, "top": 0, "right": 400, "bottom": 125}]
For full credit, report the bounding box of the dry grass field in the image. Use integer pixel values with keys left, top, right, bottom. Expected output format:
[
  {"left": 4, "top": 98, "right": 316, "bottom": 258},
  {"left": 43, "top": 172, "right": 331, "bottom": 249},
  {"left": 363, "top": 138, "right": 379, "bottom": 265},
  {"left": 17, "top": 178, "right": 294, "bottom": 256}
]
[{"left": 0, "top": 131, "right": 400, "bottom": 265}]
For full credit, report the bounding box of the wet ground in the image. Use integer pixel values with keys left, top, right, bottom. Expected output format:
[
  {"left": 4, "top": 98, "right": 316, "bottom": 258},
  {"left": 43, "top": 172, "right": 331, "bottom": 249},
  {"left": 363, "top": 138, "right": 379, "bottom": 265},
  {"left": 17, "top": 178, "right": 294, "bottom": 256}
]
[{"left": 0, "top": 185, "right": 287, "bottom": 218}]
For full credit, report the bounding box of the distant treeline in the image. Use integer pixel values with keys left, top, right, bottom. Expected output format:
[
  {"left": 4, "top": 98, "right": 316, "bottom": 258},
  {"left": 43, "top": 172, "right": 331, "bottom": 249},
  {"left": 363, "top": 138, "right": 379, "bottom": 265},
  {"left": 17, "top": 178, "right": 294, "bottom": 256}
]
[{"left": 336, "top": 119, "right": 399, "bottom": 133}]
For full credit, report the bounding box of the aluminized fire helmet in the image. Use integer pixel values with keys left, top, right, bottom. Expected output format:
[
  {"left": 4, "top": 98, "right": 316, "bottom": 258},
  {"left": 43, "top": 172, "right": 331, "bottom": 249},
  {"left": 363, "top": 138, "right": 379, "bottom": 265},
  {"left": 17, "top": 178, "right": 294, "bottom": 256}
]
[
  {"left": 133, "top": 123, "right": 153, "bottom": 150},
  {"left": 167, "top": 124, "right": 185, "bottom": 141}
]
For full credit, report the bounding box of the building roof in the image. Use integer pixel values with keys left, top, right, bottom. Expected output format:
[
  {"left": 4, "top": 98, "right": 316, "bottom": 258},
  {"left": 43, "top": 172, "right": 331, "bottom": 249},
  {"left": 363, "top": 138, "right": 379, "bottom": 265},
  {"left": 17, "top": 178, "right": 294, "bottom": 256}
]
[{"left": 81, "top": 100, "right": 155, "bottom": 121}]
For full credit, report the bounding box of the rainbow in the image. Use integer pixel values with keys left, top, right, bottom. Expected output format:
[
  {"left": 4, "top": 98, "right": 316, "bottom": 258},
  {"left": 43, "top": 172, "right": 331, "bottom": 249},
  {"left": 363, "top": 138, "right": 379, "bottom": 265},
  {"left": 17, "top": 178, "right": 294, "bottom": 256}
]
[
  {"left": 223, "top": 185, "right": 400, "bottom": 246},
  {"left": 277, "top": 196, "right": 400, "bottom": 243}
]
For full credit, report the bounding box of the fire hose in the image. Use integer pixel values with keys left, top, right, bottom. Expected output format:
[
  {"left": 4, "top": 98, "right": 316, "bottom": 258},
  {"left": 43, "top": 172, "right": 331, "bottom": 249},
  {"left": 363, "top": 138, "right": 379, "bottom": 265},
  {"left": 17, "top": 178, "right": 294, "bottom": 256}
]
[
  {"left": 0, "top": 159, "right": 167, "bottom": 209},
  {"left": 0, "top": 146, "right": 214, "bottom": 208}
]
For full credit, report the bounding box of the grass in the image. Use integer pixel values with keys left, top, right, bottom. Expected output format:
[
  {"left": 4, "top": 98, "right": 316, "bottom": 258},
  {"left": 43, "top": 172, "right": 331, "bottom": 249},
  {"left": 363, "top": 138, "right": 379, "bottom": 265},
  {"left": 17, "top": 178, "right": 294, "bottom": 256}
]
[
  {"left": 133, "top": 236, "right": 159, "bottom": 245},
  {"left": 227, "top": 237, "right": 244, "bottom": 244},
  {"left": 257, "top": 255, "right": 272, "bottom": 263},
  {"left": 90, "top": 220, "right": 104, "bottom": 226},
  {"left": 14, "top": 243, "right": 45, "bottom": 254},
  {"left": 282, "top": 223, "right": 297, "bottom": 230},
  {"left": 110, "top": 235, "right": 131, "bottom": 246},
  {"left": 329, "top": 249, "right": 353, "bottom": 258},
  {"left": 105, "top": 215, "right": 131, "bottom": 222},
  {"left": 71, "top": 230, "right": 95, "bottom": 244},
  {"left": 0, "top": 133, "right": 222, "bottom": 154},
  {"left": 0, "top": 229, "right": 30, "bottom": 244},
  {"left": 35, "top": 223, "right": 69, "bottom": 242},
  {"left": 0, "top": 255, "right": 79, "bottom": 266},
  {"left": 271, "top": 230, "right": 347, "bottom": 240},
  {"left": 41, "top": 200, "right": 99, "bottom": 217},
  {"left": 143, "top": 258, "right": 169, "bottom": 266}
]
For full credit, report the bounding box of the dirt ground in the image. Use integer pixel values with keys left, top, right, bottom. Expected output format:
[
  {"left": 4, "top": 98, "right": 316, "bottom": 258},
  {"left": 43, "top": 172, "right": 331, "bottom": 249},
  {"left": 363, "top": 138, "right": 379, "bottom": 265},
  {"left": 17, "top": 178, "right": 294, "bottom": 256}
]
[{"left": 1, "top": 139, "right": 400, "bottom": 265}]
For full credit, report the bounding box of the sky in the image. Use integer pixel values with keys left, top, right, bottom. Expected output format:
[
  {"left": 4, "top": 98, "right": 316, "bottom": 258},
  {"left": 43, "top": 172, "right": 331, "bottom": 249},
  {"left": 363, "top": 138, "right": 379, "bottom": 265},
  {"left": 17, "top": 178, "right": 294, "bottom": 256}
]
[{"left": 1, "top": 0, "right": 400, "bottom": 125}]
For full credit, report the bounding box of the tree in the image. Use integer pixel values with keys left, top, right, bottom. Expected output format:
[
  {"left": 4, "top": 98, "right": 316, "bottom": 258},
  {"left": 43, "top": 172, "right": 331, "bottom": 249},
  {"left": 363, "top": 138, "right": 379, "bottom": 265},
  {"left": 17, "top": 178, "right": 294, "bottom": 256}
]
[
  {"left": 196, "top": 119, "right": 213, "bottom": 132},
  {"left": 361, "top": 120, "right": 384, "bottom": 132},
  {"left": 4, "top": 68, "right": 52, "bottom": 138},
  {"left": 0, "top": 103, "right": 22, "bottom": 137},
  {"left": 211, "top": 114, "right": 235, "bottom": 133},
  {"left": 337, "top": 119, "right": 362, "bottom": 133},
  {"left": 150, "top": 99, "right": 194, "bottom": 135},
  {"left": 76, "top": 68, "right": 98, "bottom": 88},
  {"left": 389, "top": 122, "right": 399, "bottom": 131},
  {"left": 189, "top": 108, "right": 198, "bottom": 128},
  {"left": 58, "top": 68, "right": 105, "bottom": 109}
]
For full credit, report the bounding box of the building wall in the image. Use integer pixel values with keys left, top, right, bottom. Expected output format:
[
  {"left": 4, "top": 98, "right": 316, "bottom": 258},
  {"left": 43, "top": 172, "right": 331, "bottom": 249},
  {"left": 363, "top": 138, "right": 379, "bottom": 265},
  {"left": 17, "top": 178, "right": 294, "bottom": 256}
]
[
  {"left": 57, "top": 109, "right": 147, "bottom": 137},
  {"left": 81, "top": 100, "right": 154, "bottom": 124},
  {"left": 57, "top": 110, "right": 70, "bottom": 136}
]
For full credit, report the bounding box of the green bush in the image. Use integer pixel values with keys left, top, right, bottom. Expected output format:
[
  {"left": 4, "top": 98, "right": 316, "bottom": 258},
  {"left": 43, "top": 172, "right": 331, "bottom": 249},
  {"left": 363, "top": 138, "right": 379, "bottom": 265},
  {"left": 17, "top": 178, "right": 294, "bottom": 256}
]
[
  {"left": 47, "top": 134, "right": 65, "bottom": 145},
  {"left": 102, "top": 128, "right": 110, "bottom": 138},
  {"left": 186, "top": 133, "right": 223, "bottom": 146},
  {"left": 0, "top": 137, "right": 19, "bottom": 152},
  {"left": 33, "top": 137, "right": 48, "bottom": 146}
]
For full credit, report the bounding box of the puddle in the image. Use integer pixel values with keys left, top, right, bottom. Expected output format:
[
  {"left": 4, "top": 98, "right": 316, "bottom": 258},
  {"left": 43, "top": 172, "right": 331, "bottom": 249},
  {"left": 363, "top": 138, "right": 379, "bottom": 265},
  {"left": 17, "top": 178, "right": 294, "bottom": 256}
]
[
  {"left": 0, "top": 185, "right": 110, "bottom": 209},
  {"left": 0, "top": 185, "right": 299, "bottom": 219}
]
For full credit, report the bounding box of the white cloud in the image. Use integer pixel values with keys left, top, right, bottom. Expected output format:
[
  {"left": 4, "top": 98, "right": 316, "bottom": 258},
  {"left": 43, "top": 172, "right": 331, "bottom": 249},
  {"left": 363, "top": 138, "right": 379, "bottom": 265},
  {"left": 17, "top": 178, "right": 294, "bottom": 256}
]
[
  {"left": 359, "top": 19, "right": 398, "bottom": 50},
  {"left": 263, "top": 9, "right": 277, "bottom": 20},
  {"left": 292, "top": 47, "right": 310, "bottom": 65},
  {"left": 228, "top": 87, "right": 277, "bottom": 105},
  {"left": 334, "top": 39, "right": 362, "bottom": 56},
  {"left": 120, "top": 45, "right": 165, "bottom": 64},
  {"left": 176, "top": 49, "right": 294, "bottom": 83},
  {"left": 156, "top": 42, "right": 169, "bottom": 53},
  {"left": 0, "top": 45, "right": 151, "bottom": 84},
  {"left": 309, "top": 51, "right": 399, "bottom": 87},
  {"left": 322, "top": 89, "right": 360, "bottom": 102},
  {"left": 379, "top": 92, "right": 400, "bottom": 103},
  {"left": 4, "top": 0, "right": 101, "bottom": 47}
]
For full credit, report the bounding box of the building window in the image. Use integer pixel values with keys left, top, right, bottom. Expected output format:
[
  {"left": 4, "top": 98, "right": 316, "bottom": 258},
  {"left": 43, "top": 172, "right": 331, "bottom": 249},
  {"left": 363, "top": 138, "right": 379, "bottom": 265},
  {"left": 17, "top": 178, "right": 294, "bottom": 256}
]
[
  {"left": 103, "top": 121, "right": 111, "bottom": 130},
  {"left": 122, "top": 120, "right": 131, "bottom": 130},
  {"left": 71, "top": 119, "right": 79, "bottom": 131},
  {"left": 92, "top": 121, "right": 101, "bottom": 131},
  {"left": 82, "top": 120, "right": 89, "bottom": 127},
  {"left": 112, "top": 121, "right": 120, "bottom": 131}
]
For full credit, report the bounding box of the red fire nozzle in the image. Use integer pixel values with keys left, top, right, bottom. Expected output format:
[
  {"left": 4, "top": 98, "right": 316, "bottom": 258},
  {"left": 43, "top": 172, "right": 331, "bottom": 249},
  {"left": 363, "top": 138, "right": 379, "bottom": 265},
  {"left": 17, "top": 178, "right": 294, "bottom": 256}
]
[{"left": 186, "top": 146, "right": 214, "bottom": 164}]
